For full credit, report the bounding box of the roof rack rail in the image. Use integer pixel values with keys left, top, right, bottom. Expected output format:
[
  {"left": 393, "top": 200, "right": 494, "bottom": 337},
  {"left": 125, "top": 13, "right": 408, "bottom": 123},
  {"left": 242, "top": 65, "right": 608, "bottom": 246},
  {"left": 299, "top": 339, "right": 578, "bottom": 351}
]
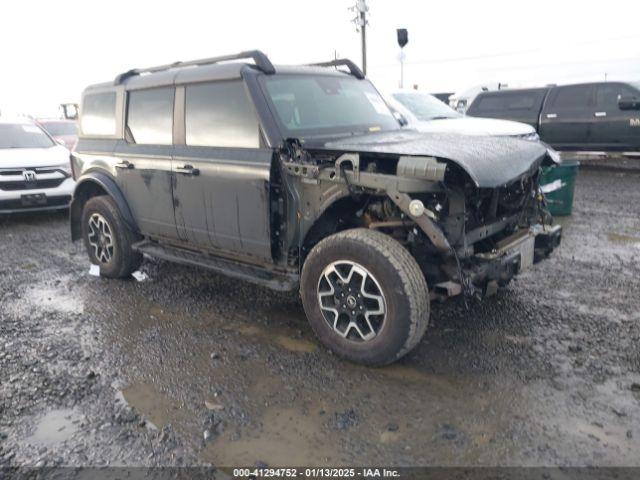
[
  {"left": 307, "top": 59, "right": 365, "bottom": 79},
  {"left": 114, "top": 50, "right": 276, "bottom": 84}
]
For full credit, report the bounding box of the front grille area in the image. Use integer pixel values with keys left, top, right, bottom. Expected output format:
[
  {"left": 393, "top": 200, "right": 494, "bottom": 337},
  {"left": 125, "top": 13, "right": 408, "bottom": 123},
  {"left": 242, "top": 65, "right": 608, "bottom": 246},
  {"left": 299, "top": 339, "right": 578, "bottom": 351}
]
[
  {"left": 465, "top": 173, "right": 537, "bottom": 231},
  {"left": 0, "top": 167, "right": 68, "bottom": 191},
  {"left": 0, "top": 178, "right": 65, "bottom": 191}
]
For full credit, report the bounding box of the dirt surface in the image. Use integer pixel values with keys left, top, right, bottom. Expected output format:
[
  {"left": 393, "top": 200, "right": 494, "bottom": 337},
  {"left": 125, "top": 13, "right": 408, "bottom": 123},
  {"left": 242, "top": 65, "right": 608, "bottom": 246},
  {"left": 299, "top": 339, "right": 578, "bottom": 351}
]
[{"left": 1, "top": 169, "right": 639, "bottom": 468}]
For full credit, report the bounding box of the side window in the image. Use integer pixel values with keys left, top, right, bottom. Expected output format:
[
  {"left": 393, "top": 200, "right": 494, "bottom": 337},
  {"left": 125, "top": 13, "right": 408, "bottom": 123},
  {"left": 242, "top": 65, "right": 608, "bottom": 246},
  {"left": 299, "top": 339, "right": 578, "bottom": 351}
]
[
  {"left": 126, "top": 88, "right": 174, "bottom": 145},
  {"left": 476, "top": 91, "right": 542, "bottom": 112},
  {"left": 595, "top": 84, "right": 637, "bottom": 109},
  {"left": 81, "top": 92, "right": 117, "bottom": 136},
  {"left": 551, "top": 86, "right": 592, "bottom": 109},
  {"left": 507, "top": 93, "right": 537, "bottom": 110},
  {"left": 477, "top": 95, "right": 504, "bottom": 111},
  {"left": 185, "top": 81, "right": 259, "bottom": 148}
]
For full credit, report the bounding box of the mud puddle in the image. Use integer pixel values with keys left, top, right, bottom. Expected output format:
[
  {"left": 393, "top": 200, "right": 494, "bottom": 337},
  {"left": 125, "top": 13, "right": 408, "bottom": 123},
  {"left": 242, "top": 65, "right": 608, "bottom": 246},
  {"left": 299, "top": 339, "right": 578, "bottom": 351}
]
[
  {"left": 204, "top": 405, "right": 340, "bottom": 466},
  {"left": 115, "top": 383, "right": 183, "bottom": 430},
  {"left": 4, "top": 275, "right": 84, "bottom": 317},
  {"left": 608, "top": 232, "right": 640, "bottom": 245},
  {"left": 235, "top": 323, "right": 317, "bottom": 354},
  {"left": 28, "top": 409, "right": 81, "bottom": 447}
]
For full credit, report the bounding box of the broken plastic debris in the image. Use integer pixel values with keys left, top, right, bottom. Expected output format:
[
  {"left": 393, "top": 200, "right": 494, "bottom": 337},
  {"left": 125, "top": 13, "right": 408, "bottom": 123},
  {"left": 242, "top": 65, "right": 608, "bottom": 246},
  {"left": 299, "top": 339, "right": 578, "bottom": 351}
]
[
  {"left": 89, "top": 264, "right": 100, "bottom": 277},
  {"left": 204, "top": 400, "right": 224, "bottom": 411},
  {"left": 131, "top": 270, "right": 149, "bottom": 282},
  {"left": 541, "top": 179, "right": 564, "bottom": 194}
]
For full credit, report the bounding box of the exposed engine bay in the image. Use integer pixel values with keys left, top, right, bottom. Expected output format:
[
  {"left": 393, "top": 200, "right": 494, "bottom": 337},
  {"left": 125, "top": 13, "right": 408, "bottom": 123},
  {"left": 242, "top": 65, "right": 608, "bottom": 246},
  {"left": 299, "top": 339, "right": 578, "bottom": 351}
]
[{"left": 275, "top": 135, "right": 562, "bottom": 300}]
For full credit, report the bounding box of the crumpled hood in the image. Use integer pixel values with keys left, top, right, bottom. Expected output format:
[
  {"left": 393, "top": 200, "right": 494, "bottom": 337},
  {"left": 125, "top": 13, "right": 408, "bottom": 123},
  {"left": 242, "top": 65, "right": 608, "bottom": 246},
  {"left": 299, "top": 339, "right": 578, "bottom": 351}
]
[
  {"left": 412, "top": 116, "right": 536, "bottom": 137},
  {"left": 317, "top": 130, "right": 548, "bottom": 188}
]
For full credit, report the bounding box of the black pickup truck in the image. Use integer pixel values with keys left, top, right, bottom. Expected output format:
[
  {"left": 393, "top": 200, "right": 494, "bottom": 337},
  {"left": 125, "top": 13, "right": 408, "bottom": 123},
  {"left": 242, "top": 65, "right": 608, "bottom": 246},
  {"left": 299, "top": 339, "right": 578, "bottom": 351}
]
[{"left": 466, "top": 82, "right": 640, "bottom": 151}]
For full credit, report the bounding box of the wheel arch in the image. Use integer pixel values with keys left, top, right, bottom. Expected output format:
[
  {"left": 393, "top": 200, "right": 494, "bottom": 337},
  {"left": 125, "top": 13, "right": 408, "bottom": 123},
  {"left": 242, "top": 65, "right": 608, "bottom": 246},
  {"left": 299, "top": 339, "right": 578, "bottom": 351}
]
[
  {"left": 70, "top": 172, "right": 139, "bottom": 241},
  {"left": 300, "top": 195, "right": 369, "bottom": 265}
]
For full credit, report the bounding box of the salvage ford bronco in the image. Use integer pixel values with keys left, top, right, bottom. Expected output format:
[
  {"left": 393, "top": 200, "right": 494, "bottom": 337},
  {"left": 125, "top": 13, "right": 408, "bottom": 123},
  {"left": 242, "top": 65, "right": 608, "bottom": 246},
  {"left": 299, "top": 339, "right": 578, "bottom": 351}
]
[{"left": 70, "top": 50, "right": 561, "bottom": 365}]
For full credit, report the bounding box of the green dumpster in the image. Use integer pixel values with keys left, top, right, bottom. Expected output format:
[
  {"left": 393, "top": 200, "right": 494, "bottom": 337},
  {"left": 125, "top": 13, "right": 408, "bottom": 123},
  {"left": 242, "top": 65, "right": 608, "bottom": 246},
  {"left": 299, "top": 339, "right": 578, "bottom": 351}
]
[{"left": 540, "top": 160, "right": 579, "bottom": 216}]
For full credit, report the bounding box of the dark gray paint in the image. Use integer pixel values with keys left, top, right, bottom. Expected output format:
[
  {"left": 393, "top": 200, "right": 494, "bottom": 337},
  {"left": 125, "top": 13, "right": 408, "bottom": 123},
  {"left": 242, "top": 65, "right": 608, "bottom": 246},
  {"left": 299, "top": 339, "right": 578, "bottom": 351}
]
[
  {"left": 113, "top": 142, "right": 176, "bottom": 239},
  {"left": 172, "top": 146, "right": 273, "bottom": 260},
  {"left": 72, "top": 55, "right": 559, "bottom": 291}
]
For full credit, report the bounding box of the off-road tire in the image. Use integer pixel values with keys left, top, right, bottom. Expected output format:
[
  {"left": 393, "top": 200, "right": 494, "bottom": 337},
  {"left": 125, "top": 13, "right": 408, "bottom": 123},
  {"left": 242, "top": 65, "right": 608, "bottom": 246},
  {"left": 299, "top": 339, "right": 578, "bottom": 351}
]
[
  {"left": 301, "top": 228, "right": 430, "bottom": 366},
  {"left": 81, "top": 195, "right": 142, "bottom": 278}
]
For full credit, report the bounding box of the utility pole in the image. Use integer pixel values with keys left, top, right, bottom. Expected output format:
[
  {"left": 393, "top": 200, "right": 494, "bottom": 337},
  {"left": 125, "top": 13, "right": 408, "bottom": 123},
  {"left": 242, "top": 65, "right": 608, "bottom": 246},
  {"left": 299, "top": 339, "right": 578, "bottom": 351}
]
[{"left": 352, "top": 0, "right": 369, "bottom": 75}]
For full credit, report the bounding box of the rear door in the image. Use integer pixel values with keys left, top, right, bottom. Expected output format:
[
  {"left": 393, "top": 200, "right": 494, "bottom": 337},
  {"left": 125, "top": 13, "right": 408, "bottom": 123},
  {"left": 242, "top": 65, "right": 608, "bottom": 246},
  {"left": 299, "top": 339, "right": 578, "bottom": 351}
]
[
  {"left": 539, "top": 84, "right": 594, "bottom": 150},
  {"left": 590, "top": 82, "right": 640, "bottom": 150},
  {"left": 172, "top": 80, "right": 273, "bottom": 261},
  {"left": 114, "top": 87, "right": 177, "bottom": 239}
]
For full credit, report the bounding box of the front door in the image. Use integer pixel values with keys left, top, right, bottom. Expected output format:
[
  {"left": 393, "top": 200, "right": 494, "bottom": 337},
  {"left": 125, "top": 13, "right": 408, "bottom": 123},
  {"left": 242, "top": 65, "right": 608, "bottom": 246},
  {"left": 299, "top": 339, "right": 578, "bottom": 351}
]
[
  {"left": 114, "top": 87, "right": 177, "bottom": 239},
  {"left": 171, "top": 80, "right": 273, "bottom": 261},
  {"left": 590, "top": 83, "right": 640, "bottom": 150}
]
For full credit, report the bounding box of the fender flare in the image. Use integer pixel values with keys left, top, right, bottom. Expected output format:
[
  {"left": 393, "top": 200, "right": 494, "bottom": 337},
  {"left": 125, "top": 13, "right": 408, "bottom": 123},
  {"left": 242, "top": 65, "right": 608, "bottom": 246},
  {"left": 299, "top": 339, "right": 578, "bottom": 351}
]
[{"left": 69, "top": 171, "right": 139, "bottom": 241}]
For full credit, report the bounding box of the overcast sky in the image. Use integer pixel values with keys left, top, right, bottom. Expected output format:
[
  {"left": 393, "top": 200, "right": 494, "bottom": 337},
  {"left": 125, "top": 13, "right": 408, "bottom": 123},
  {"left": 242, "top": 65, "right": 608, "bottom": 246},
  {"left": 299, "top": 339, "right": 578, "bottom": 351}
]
[{"left": 2, "top": 0, "right": 639, "bottom": 117}]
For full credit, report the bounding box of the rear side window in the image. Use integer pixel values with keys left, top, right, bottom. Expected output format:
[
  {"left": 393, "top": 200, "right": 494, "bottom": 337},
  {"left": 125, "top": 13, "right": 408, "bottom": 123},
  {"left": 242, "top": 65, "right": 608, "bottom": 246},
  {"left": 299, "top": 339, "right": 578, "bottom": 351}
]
[
  {"left": 81, "top": 92, "right": 117, "bottom": 136},
  {"left": 185, "top": 81, "right": 259, "bottom": 148},
  {"left": 476, "top": 92, "right": 539, "bottom": 111},
  {"left": 551, "top": 86, "right": 592, "bottom": 109},
  {"left": 475, "top": 95, "right": 504, "bottom": 110},
  {"left": 127, "top": 88, "right": 174, "bottom": 145}
]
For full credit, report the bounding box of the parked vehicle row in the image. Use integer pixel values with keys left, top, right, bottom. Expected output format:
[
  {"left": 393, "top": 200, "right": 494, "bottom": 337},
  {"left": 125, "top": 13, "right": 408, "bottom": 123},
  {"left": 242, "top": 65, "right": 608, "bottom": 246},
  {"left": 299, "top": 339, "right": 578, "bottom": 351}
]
[
  {"left": 467, "top": 81, "right": 640, "bottom": 151},
  {"left": 385, "top": 90, "right": 539, "bottom": 140},
  {"left": 69, "top": 50, "right": 561, "bottom": 365},
  {"left": 0, "top": 118, "right": 75, "bottom": 213},
  {"left": 36, "top": 118, "right": 79, "bottom": 150}
]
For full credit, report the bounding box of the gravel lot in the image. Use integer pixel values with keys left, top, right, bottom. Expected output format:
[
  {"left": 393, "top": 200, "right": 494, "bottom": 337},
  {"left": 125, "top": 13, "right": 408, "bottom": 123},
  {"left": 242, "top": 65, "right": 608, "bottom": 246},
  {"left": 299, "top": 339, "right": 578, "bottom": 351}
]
[{"left": 1, "top": 169, "right": 639, "bottom": 468}]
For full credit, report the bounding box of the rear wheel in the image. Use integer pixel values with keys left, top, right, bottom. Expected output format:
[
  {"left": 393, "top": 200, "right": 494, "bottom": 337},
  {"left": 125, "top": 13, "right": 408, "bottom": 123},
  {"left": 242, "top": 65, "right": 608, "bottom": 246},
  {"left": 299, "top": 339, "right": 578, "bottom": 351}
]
[
  {"left": 301, "top": 228, "right": 430, "bottom": 366},
  {"left": 81, "top": 196, "right": 142, "bottom": 278}
]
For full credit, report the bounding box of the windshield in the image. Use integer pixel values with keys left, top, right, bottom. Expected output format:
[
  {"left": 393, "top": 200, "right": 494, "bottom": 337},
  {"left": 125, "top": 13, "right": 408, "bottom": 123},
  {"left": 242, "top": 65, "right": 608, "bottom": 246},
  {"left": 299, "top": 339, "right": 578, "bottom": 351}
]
[
  {"left": 262, "top": 75, "right": 400, "bottom": 138},
  {"left": 393, "top": 92, "right": 460, "bottom": 121},
  {"left": 0, "top": 123, "right": 54, "bottom": 149},
  {"left": 39, "top": 121, "right": 78, "bottom": 136}
]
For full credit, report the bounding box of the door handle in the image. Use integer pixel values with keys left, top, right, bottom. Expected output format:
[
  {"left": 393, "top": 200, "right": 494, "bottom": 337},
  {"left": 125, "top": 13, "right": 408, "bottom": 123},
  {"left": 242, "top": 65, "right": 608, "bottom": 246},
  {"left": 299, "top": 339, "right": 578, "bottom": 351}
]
[
  {"left": 594, "top": 111, "right": 607, "bottom": 117},
  {"left": 175, "top": 164, "right": 200, "bottom": 176},
  {"left": 546, "top": 113, "right": 557, "bottom": 119},
  {"left": 115, "top": 160, "right": 134, "bottom": 169}
]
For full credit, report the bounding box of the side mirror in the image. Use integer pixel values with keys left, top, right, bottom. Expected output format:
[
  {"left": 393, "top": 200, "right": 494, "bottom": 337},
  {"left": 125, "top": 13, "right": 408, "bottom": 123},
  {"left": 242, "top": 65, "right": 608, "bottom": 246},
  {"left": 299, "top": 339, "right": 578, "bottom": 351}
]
[
  {"left": 56, "top": 138, "right": 67, "bottom": 146},
  {"left": 618, "top": 95, "right": 640, "bottom": 110},
  {"left": 393, "top": 111, "right": 409, "bottom": 127}
]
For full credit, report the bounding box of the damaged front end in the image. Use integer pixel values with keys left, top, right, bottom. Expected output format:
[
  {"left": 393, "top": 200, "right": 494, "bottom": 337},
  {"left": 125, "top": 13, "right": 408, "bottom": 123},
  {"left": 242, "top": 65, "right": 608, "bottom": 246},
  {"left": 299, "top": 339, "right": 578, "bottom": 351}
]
[{"left": 278, "top": 132, "right": 562, "bottom": 302}]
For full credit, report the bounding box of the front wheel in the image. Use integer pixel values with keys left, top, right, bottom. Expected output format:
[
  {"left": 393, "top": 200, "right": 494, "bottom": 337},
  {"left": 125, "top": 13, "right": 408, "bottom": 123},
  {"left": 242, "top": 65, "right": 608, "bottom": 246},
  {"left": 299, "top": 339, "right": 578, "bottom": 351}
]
[{"left": 300, "top": 229, "right": 430, "bottom": 366}]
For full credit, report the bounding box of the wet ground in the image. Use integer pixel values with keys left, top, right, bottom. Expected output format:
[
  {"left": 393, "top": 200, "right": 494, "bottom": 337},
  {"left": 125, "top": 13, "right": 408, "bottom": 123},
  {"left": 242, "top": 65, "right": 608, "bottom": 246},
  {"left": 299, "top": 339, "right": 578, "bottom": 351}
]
[{"left": 1, "top": 169, "right": 639, "bottom": 468}]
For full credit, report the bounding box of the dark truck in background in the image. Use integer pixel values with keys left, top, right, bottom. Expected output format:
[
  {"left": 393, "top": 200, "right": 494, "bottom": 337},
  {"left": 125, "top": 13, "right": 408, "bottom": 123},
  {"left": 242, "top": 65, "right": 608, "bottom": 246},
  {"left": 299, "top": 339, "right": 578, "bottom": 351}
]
[{"left": 466, "top": 82, "right": 640, "bottom": 151}]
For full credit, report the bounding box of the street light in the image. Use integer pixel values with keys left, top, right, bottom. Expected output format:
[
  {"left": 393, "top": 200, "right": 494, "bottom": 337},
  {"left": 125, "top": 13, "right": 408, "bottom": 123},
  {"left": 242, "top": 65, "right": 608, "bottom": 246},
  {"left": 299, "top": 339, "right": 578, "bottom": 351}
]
[{"left": 397, "top": 28, "right": 408, "bottom": 89}]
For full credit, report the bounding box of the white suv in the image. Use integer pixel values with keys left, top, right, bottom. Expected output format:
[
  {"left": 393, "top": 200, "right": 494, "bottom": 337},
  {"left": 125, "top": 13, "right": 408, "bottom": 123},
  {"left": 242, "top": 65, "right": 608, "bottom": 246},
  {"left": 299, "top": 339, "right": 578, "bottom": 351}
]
[{"left": 0, "top": 118, "right": 75, "bottom": 213}]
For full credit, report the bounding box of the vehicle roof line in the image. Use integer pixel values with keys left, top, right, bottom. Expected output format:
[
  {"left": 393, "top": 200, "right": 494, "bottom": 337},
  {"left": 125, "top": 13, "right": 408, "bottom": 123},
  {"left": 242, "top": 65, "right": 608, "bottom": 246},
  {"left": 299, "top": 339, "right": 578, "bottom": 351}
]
[{"left": 113, "top": 50, "right": 276, "bottom": 85}]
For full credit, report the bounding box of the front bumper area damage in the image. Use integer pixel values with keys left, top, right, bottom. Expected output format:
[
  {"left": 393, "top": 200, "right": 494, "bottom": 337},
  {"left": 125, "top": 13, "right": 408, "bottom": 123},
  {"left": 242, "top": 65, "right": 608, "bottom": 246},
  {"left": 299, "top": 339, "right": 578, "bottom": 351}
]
[
  {"left": 462, "top": 224, "right": 562, "bottom": 298},
  {"left": 431, "top": 224, "right": 562, "bottom": 301}
]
